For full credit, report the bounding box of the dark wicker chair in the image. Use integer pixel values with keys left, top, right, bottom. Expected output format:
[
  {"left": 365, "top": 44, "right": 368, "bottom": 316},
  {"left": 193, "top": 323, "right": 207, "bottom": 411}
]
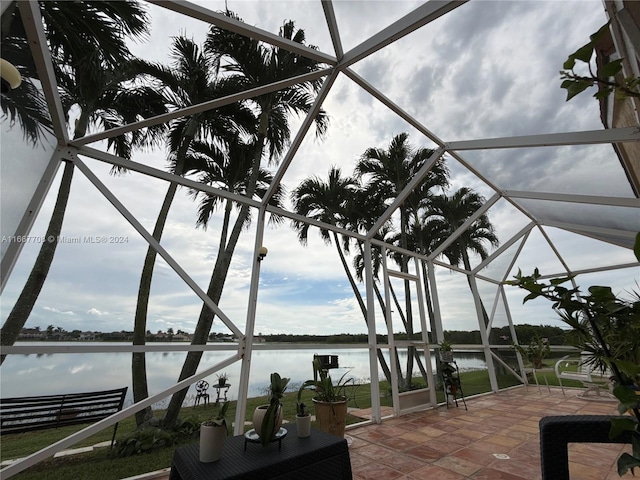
[{"left": 539, "top": 415, "right": 635, "bottom": 479}]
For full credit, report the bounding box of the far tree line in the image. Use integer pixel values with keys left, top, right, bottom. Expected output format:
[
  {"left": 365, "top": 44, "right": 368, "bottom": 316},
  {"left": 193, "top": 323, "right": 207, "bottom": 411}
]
[{"left": 18, "top": 323, "right": 566, "bottom": 346}]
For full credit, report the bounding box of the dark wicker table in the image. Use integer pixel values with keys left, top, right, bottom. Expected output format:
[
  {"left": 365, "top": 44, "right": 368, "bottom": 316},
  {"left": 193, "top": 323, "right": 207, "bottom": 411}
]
[
  {"left": 169, "top": 424, "right": 352, "bottom": 480},
  {"left": 539, "top": 415, "right": 635, "bottom": 480}
]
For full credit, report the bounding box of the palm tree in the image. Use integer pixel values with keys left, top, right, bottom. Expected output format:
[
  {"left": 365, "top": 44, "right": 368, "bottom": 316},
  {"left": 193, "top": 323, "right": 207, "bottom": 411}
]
[
  {"left": 356, "top": 133, "right": 448, "bottom": 389},
  {"left": 161, "top": 13, "right": 329, "bottom": 428},
  {"left": 291, "top": 168, "right": 393, "bottom": 384},
  {"left": 129, "top": 37, "right": 256, "bottom": 426},
  {"left": 1, "top": 1, "right": 166, "bottom": 365},
  {"left": 422, "top": 187, "right": 499, "bottom": 328},
  {"left": 161, "top": 138, "right": 285, "bottom": 428}
]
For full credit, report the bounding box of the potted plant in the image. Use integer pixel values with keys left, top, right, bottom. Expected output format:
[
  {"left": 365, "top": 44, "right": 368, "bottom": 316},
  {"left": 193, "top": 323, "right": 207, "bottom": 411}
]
[
  {"left": 199, "top": 401, "right": 231, "bottom": 463},
  {"left": 252, "top": 372, "right": 289, "bottom": 447},
  {"left": 439, "top": 338, "right": 454, "bottom": 363},
  {"left": 512, "top": 334, "right": 551, "bottom": 369},
  {"left": 295, "top": 397, "right": 311, "bottom": 438},
  {"left": 441, "top": 362, "right": 459, "bottom": 397},
  {"left": 216, "top": 372, "right": 229, "bottom": 387},
  {"left": 299, "top": 356, "right": 352, "bottom": 438},
  {"left": 507, "top": 233, "right": 640, "bottom": 475}
]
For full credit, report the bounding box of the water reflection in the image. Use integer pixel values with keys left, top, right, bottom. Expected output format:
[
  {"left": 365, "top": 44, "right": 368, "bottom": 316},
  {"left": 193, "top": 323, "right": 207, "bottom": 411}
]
[{"left": 1, "top": 343, "right": 488, "bottom": 407}]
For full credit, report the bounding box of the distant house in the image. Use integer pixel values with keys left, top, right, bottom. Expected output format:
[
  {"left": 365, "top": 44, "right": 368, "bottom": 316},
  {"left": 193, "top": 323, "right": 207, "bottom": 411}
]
[
  {"left": 18, "top": 328, "right": 46, "bottom": 340},
  {"left": 172, "top": 334, "right": 191, "bottom": 342},
  {"left": 79, "top": 331, "right": 96, "bottom": 341}
]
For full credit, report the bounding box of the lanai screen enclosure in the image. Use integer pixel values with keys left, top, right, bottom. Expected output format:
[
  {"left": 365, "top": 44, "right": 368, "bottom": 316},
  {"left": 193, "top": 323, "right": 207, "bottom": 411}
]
[{"left": 1, "top": 0, "right": 639, "bottom": 477}]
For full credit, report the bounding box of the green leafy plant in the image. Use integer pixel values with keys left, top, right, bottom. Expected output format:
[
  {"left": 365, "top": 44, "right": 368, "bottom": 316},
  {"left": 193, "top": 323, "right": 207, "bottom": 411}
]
[
  {"left": 296, "top": 401, "right": 308, "bottom": 417},
  {"left": 299, "top": 356, "right": 353, "bottom": 405},
  {"left": 202, "top": 401, "right": 231, "bottom": 436},
  {"left": 439, "top": 338, "right": 453, "bottom": 352},
  {"left": 259, "top": 372, "right": 289, "bottom": 447},
  {"left": 560, "top": 22, "right": 640, "bottom": 101},
  {"left": 216, "top": 372, "right": 229, "bottom": 386},
  {"left": 506, "top": 233, "right": 640, "bottom": 475},
  {"left": 114, "top": 427, "right": 173, "bottom": 458},
  {"left": 512, "top": 334, "right": 551, "bottom": 369}
]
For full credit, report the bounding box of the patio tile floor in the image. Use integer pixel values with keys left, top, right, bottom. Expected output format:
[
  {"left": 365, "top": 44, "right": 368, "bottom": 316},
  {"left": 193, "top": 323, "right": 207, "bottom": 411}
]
[
  {"left": 149, "top": 386, "right": 634, "bottom": 480},
  {"left": 347, "top": 386, "right": 634, "bottom": 480}
]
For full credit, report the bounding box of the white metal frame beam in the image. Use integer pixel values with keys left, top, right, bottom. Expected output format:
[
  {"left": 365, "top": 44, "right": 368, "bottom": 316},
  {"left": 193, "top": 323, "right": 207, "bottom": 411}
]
[
  {"left": 0, "top": 149, "right": 63, "bottom": 293},
  {"left": 73, "top": 155, "right": 243, "bottom": 338},
  {"left": 263, "top": 70, "right": 339, "bottom": 203},
  {"left": 72, "top": 69, "right": 331, "bottom": 147},
  {"left": 18, "top": 1, "right": 68, "bottom": 144},
  {"left": 445, "top": 127, "right": 640, "bottom": 151},
  {"left": 339, "top": 1, "right": 468, "bottom": 68},
  {"left": 148, "top": 0, "right": 337, "bottom": 65},
  {"left": 322, "top": 0, "right": 344, "bottom": 60},
  {"left": 366, "top": 148, "right": 445, "bottom": 239},
  {"left": 504, "top": 190, "right": 640, "bottom": 208},
  {"left": 428, "top": 193, "right": 501, "bottom": 261}
]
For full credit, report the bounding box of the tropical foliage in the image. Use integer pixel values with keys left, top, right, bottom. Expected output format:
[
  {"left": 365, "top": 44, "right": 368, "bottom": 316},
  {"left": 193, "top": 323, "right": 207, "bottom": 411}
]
[{"left": 560, "top": 22, "right": 640, "bottom": 101}]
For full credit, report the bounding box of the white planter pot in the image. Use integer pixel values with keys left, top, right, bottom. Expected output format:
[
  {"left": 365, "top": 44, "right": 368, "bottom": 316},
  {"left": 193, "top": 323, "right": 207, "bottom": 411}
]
[
  {"left": 296, "top": 414, "right": 312, "bottom": 438},
  {"left": 252, "top": 404, "right": 283, "bottom": 440},
  {"left": 199, "top": 424, "right": 226, "bottom": 463}
]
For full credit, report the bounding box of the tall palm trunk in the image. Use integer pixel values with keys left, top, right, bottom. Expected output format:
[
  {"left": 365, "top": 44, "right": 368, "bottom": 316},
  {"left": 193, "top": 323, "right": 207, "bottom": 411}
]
[
  {"left": 330, "top": 232, "right": 392, "bottom": 385},
  {"left": 1, "top": 110, "right": 91, "bottom": 365},
  {"left": 162, "top": 118, "right": 268, "bottom": 428},
  {"left": 132, "top": 121, "right": 196, "bottom": 426}
]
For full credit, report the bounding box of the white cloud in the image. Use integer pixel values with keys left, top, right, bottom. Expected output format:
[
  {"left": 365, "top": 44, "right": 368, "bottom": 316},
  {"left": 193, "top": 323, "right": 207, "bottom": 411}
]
[
  {"left": 42, "top": 306, "right": 75, "bottom": 316},
  {"left": 87, "top": 308, "right": 108, "bottom": 316}
]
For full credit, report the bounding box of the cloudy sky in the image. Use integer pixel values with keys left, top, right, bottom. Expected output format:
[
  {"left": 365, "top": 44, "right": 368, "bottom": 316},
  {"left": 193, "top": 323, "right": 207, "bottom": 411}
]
[{"left": 1, "top": 0, "right": 638, "bottom": 340}]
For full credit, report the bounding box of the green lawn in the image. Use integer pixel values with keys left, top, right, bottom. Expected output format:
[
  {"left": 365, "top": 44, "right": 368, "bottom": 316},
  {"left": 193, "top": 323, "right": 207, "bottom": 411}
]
[{"left": 1, "top": 369, "right": 583, "bottom": 480}]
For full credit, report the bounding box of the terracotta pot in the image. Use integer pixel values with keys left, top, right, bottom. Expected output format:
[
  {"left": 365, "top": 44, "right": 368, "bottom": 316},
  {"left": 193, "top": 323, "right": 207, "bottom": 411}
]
[
  {"left": 312, "top": 398, "right": 348, "bottom": 437},
  {"left": 252, "top": 404, "right": 283, "bottom": 440},
  {"left": 296, "top": 414, "right": 312, "bottom": 438},
  {"left": 199, "top": 424, "right": 226, "bottom": 462}
]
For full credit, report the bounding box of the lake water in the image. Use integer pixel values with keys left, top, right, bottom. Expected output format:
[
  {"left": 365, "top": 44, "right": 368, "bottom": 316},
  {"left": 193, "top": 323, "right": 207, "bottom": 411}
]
[{"left": 0, "top": 343, "right": 487, "bottom": 408}]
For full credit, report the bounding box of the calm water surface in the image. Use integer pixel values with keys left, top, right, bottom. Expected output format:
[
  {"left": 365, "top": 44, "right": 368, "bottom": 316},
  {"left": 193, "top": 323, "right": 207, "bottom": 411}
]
[{"left": 1, "top": 343, "right": 487, "bottom": 407}]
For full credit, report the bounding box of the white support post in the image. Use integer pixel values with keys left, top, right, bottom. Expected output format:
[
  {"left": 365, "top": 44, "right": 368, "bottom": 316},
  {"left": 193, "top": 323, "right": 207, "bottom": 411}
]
[
  {"left": 234, "top": 209, "right": 267, "bottom": 434},
  {"left": 363, "top": 239, "right": 381, "bottom": 423},
  {"left": 427, "top": 261, "right": 444, "bottom": 343},
  {"left": 414, "top": 257, "right": 437, "bottom": 407},
  {"left": 502, "top": 285, "right": 527, "bottom": 384},
  {"left": 469, "top": 272, "right": 499, "bottom": 392},
  {"left": 381, "top": 246, "right": 400, "bottom": 417}
]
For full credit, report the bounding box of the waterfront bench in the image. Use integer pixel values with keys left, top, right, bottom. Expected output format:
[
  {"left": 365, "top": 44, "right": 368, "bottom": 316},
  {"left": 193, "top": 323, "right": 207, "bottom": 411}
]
[{"left": 0, "top": 387, "right": 127, "bottom": 447}]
